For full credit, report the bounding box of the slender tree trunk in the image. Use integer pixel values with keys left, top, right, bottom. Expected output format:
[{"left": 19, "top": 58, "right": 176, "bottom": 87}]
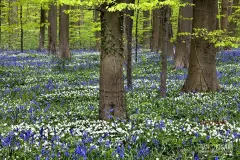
[
  {"left": 59, "top": 4, "right": 70, "bottom": 58},
  {"left": 48, "top": 3, "right": 57, "bottom": 55},
  {"left": 151, "top": 8, "right": 161, "bottom": 52},
  {"left": 20, "top": 5, "right": 23, "bottom": 52},
  {"left": 125, "top": 0, "right": 134, "bottom": 90},
  {"left": 38, "top": 7, "right": 46, "bottom": 51},
  {"left": 221, "top": 0, "right": 229, "bottom": 30},
  {"left": 228, "top": 0, "right": 240, "bottom": 36},
  {"left": 135, "top": 0, "right": 140, "bottom": 62},
  {"left": 160, "top": 6, "right": 170, "bottom": 97},
  {"left": 0, "top": 0, "right": 2, "bottom": 47},
  {"left": 158, "top": 7, "right": 173, "bottom": 58},
  {"left": 94, "top": 9, "right": 100, "bottom": 51},
  {"left": 182, "top": 0, "right": 221, "bottom": 92},
  {"left": 99, "top": 2, "right": 127, "bottom": 120},
  {"left": 166, "top": 11, "right": 174, "bottom": 59},
  {"left": 8, "top": 0, "right": 17, "bottom": 49},
  {"left": 79, "top": 7, "right": 84, "bottom": 49},
  {"left": 174, "top": 0, "right": 193, "bottom": 69},
  {"left": 143, "top": 11, "right": 150, "bottom": 49}
]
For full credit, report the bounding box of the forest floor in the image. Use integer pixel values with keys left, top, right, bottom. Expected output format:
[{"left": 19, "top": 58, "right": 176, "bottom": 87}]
[{"left": 0, "top": 49, "right": 240, "bottom": 159}]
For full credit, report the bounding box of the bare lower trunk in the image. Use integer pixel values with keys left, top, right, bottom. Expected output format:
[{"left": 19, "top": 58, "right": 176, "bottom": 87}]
[
  {"left": 8, "top": 0, "right": 18, "bottom": 49},
  {"left": 38, "top": 7, "right": 46, "bottom": 51},
  {"left": 143, "top": 11, "right": 150, "bottom": 49},
  {"left": 228, "top": 0, "right": 240, "bottom": 36},
  {"left": 221, "top": 0, "right": 229, "bottom": 30},
  {"left": 174, "top": 0, "right": 193, "bottom": 69},
  {"left": 48, "top": 3, "right": 57, "bottom": 55},
  {"left": 167, "top": 22, "right": 174, "bottom": 59},
  {"left": 99, "top": 3, "right": 127, "bottom": 120},
  {"left": 59, "top": 4, "right": 70, "bottom": 59},
  {"left": 151, "top": 9, "right": 160, "bottom": 52},
  {"left": 94, "top": 9, "right": 100, "bottom": 51},
  {"left": 160, "top": 6, "right": 170, "bottom": 98},
  {"left": 20, "top": 5, "right": 23, "bottom": 52},
  {"left": 0, "top": 0, "right": 2, "bottom": 47},
  {"left": 182, "top": 0, "right": 221, "bottom": 92},
  {"left": 125, "top": 0, "right": 134, "bottom": 90}
]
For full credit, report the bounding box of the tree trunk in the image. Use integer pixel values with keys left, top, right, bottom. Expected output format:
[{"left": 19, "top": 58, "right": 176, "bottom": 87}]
[
  {"left": 8, "top": 0, "right": 18, "bottom": 49},
  {"left": 158, "top": 7, "right": 174, "bottom": 58},
  {"left": 20, "top": 5, "right": 23, "bottom": 52},
  {"left": 160, "top": 6, "right": 170, "bottom": 98},
  {"left": 59, "top": 4, "right": 70, "bottom": 58},
  {"left": 228, "top": 0, "right": 240, "bottom": 36},
  {"left": 174, "top": 0, "right": 193, "bottom": 69},
  {"left": 99, "top": 2, "right": 127, "bottom": 120},
  {"left": 0, "top": 0, "right": 2, "bottom": 47},
  {"left": 38, "top": 7, "right": 46, "bottom": 51},
  {"left": 151, "top": 8, "right": 161, "bottom": 52},
  {"left": 48, "top": 3, "right": 57, "bottom": 55},
  {"left": 166, "top": 14, "right": 174, "bottom": 59},
  {"left": 221, "top": 0, "right": 229, "bottom": 30},
  {"left": 94, "top": 9, "right": 100, "bottom": 51},
  {"left": 125, "top": 0, "right": 134, "bottom": 90},
  {"left": 143, "top": 11, "right": 150, "bottom": 49},
  {"left": 135, "top": 0, "right": 140, "bottom": 62},
  {"left": 182, "top": 0, "right": 221, "bottom": 92}
]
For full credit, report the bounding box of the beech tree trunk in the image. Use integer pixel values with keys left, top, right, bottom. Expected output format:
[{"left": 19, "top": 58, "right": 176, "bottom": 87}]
[
  {"left": 221, "top": 0, "right": 229, "bottom": 30},
  {"left": 174, "top": 0, "right": 193, "bottom": 69},
  {"left": 166, "top": 15, "right": 174, "bottom": 59},
  {"left": 143, "top": 11, "right": 150, "bottom": 49},
  {"left": 158, "top": 7, "right": 174, "bottom": 58},
  {"left": 38, "top": 7, "right": 46, "bottom": 51},
  {"left": 99, "top": 2, "right": 127, "bottom": 120},
  {"left": 151, "top": 8, "right": 161, "bottom": 52},
  {"left": 59, "top": 4, "right": 70, "bottom": 58},
  {"left": 182, "top": 0, "right": 221, "bottom": 92},
  {"left": 0, "top": 0, "right": 2, "bottom": 46},
  {"left": 20, "top": 5, "right": 23, "bottom": 52},
  {"left": 8, "top": 0, "right": 17, "bottom": 49},
  {"left": 94, "top": 9, "right": 100, "bottom": 51},
  {"left": 160, "top": 6, "right": 170, "bottom": 97},
  {"left": 48, "top": 3, "right": 57, "bottom": 55},
  {"left": 228, "top": 0, "right": 240, "bottom": 35},
  {"left": 125, "top": 0, "right": 134, "bottom": 90}
]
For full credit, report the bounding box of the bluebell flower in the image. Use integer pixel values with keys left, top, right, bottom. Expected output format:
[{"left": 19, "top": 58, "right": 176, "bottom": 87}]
[
  {"left": 69, "top": 128, "right": 74, "bottom": 136},
  {"left": 75, "top": 144, "right": 87, "bottom": 159},
  {"left": 39, "top": 126, "right": 44, "bottom": 138},
  {"left": 137, "top": 143, "right": 150, "bottom": 159},
  {"left": 193, "top": 152, "right": 199, "bottom": 160}
]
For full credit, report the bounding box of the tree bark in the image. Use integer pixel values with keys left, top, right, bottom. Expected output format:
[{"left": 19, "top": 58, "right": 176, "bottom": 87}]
[
  {"left": 151, "top": 8, "right": 161, "bottom": 52},
  {"left": 174, "top": 0, "right": 193, "bottom": 69},
  {"left": 48, "top": 3, "right": 57, "bottom": 55},
  {"left": 38, "top": 7, "right": 46, "bottom": 51},
  {"left": 143, "top": 11, "right": 150, "bottom": 49},
  {"left": 99, "top": 2, "right": 127, "bottom": 120},
  {"left": 158, "top": 7, "right": 174, "bottom": 58},
  {"left": 182, "top": 0, "right": 221, "bottom": 92},
  {"left": 94, "top": 9, "right": 100, "bottom": 51},
  {"left": 59, "top": 4, "right": 70, "bottom": 59},
  {"left": 166, "top": 13, "right": 174, "bottom": 59},
  {"left": 125, "top": 0, "right": 134, "bottom": 90},
  {"left": 160, "top": 6, "right": 170, "bottom": 98},
  {"left": 228, "top": 0, "right": 240, "bottom": 36},
  {"left": 0, "top": 0, "right": 2, "bottom": 46},
  {"left": 8, "top": 0, "right": 17, "bottom": 49},
  {"left": 221, "top": 0, "right": 229, "bottom": 30},
  {"left": 20, "top": 5, "right": 23, "bottom": 52}
]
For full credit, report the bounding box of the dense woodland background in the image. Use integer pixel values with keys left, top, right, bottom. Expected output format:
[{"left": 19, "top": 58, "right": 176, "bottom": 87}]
[{"left": 0, "top": 0, "right": 240, "bottom": 159}]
